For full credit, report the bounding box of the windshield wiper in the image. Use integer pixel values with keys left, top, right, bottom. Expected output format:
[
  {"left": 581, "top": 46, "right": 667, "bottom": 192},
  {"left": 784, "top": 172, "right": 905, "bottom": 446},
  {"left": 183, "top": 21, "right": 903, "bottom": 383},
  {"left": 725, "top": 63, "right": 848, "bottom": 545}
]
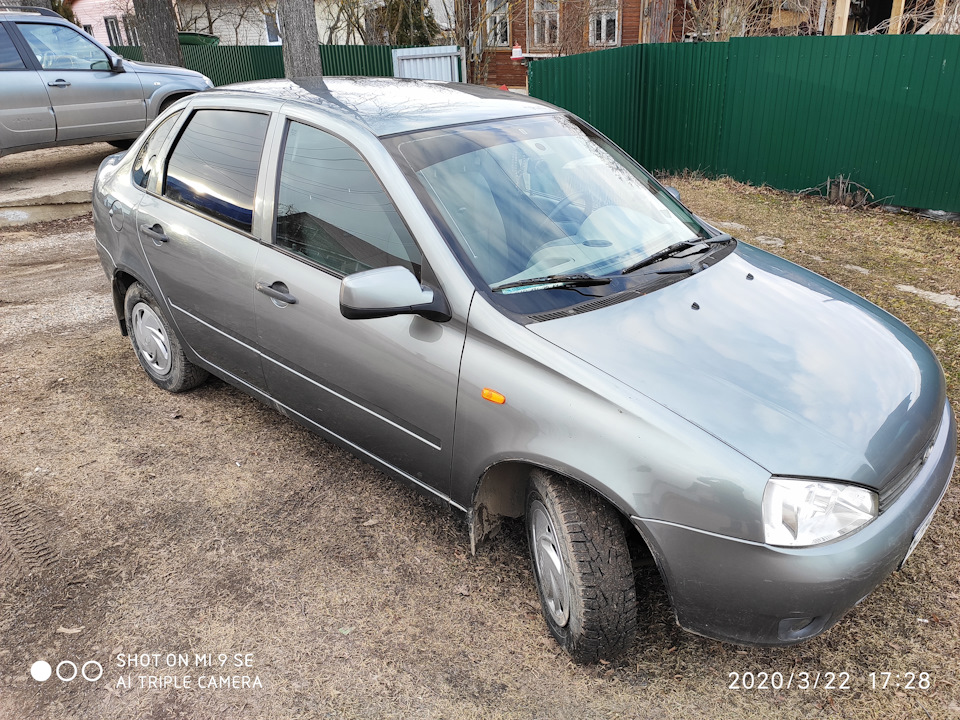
[
  {"left": 621, "top": 234, "right": 732, "bottom": 275},
  {"left": 491, "top": 273, "right": 612, "bottom": 294}
]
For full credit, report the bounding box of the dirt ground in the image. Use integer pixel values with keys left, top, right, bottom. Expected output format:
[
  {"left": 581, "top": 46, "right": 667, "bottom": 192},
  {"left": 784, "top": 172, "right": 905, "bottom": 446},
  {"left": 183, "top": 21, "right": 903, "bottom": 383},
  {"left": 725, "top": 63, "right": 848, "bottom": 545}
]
[{"left": 0, "top": 177, "right": 958, "bottom": 719}]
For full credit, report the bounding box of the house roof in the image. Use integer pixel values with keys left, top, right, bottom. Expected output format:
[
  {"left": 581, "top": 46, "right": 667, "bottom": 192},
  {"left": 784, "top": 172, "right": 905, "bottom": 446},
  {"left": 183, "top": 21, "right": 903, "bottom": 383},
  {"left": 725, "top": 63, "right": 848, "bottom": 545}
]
[{"left": 221, "top": 76, "right": 557, "bottom": 136}]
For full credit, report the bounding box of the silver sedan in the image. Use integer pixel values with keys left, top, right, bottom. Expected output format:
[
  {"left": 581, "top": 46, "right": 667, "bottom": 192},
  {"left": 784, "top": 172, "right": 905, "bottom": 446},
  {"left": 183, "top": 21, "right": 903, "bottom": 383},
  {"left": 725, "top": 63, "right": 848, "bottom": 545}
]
[{"left": 93, "top": 77, "right": 956, "bottom": 663}]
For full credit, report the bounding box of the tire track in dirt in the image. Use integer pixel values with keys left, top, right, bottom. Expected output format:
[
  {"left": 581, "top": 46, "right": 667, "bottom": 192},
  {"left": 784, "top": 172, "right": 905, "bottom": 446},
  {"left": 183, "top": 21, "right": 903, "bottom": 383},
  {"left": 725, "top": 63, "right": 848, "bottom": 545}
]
[{"left": 0, "top": 474, "right": 57, "bottom": 584}]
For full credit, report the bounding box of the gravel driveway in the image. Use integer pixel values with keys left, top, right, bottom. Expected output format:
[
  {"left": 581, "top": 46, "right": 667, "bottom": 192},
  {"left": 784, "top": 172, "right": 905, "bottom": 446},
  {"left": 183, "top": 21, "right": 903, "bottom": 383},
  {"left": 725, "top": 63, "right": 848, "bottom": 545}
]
[{"left": 0, "top": 170, "right": 957, "bottom": 719}]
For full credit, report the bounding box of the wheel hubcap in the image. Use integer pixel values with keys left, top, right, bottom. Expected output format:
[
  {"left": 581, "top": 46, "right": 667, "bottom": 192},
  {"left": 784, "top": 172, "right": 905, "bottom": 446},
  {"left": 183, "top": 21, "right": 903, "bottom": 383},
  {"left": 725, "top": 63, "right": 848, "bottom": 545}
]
[
  {"left": 131, "top": 302, "right": 172, "bottom": 376},
  {"left": 530, "top": 499, "right": 570, "bottom": 627}
]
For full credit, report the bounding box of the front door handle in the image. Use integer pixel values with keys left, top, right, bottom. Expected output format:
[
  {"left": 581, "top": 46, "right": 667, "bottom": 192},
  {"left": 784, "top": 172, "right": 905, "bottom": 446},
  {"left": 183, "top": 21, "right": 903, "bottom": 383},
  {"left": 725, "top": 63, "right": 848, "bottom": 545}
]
[
  {"left": 139, "top": 223, "right": 169, "bottom": 243},
  {"left": 256, "top": 281, "right": 298, "bottom": 305},
  {"left": 47, "top": 79, "right": 71, "bottom": 88}
]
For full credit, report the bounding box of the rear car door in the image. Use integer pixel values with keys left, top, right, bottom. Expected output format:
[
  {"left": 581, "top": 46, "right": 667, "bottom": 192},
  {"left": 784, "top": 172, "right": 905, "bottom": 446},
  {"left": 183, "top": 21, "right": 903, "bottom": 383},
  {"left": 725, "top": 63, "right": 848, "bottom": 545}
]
[
  {"left": 136, "top": 106, "right": 272, "bottom": 391},
  {"left": 253, "top": 118, "right": 465, "bottom": 497},
  {"left": 13, "top": 21, "right": 144, "bottom": 141},
  {"left": 0, "top": 22, "right": 55, "bottom": 151}
]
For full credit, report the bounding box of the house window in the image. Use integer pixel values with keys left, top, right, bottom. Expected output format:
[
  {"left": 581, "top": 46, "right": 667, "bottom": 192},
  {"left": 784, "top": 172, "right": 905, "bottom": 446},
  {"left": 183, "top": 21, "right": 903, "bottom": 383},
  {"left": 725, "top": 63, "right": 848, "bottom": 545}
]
[
  {"left": 589, "top": 3, "right": 617, "bottom": 45},
  {"left": 123, "top": 15, "right": 139, "bottom": 45},
  {"left": 264, "top": 12, "right": 280, "bottom": 43},
  {"left": 104, "top": 16, "right": 122, "bottom": 46},
  {"left": 82, "top": 24, "right": 94, "bottom": 36},
  {"left": 485, "top": 0, "right": 509, "bottom": 46},
  {"left": 532, "top": 0, "right": 558, "bottom": 46}
]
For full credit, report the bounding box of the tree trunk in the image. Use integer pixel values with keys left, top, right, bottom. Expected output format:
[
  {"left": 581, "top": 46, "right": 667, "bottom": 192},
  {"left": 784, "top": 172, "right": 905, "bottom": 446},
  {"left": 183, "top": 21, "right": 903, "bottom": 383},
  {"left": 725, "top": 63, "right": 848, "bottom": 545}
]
[
  {"left": 278, "top": 0, "right": 323, "bottom": 78},
  {"left": 131, "top": 0, "right": 183, "bottom": 67}
]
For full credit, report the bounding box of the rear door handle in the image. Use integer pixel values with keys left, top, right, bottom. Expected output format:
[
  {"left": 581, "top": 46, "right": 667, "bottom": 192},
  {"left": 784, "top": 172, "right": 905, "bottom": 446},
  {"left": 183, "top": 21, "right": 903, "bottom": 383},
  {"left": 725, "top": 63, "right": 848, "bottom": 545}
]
[
  {"left": 256, "top": 281, "right": 298, "bottom": 305},
  {"left": 47, "top": 79, "right": 71, "bottom": 88},
  {"left": 139, "top": 223, "right": 169, "bottom": 243}
]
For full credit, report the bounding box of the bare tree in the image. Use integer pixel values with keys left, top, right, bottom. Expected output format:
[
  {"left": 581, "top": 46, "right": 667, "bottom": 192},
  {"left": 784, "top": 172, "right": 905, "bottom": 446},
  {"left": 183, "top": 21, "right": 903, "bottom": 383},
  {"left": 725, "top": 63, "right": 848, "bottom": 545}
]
[
  {"left": 316, "top": 0, "right": 367, "bottom": 43},
  {"left": 363, "top": 0, "right": 443, "bottom": 44},
  {"left": 178, "top": 0, "right": 280, "bottom": 44},
  {"left": 863, "top": 0, "right": 960, "bottom": 33},
  {"left": 679, "top": 0, "right": 821, "bottom": 39},
  {"left": 435, "top": 0, "right": 524, "bottom": 83},
  {"left": 131, "top": 0, "right": 183, "bottom": 65},
  {"left": 324, "top": 0, "right": 370, "bottom": 42},
  {"left": 278, "top": 0, "right": 323, "bottom": 77}
]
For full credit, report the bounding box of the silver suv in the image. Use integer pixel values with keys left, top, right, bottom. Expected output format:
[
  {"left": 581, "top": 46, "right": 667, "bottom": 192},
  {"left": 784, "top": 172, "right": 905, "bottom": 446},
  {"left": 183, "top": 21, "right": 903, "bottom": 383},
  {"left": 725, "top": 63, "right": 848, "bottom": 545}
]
[{"left": 0, "top": 6, "right": 211, "bottom": 158}]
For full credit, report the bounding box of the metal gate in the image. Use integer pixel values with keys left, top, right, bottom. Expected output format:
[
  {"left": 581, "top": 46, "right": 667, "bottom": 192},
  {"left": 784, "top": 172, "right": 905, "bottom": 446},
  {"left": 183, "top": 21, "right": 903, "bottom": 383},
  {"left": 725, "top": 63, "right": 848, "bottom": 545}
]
[{"left": 392, "top": 45, "right": 463, "bottom": 81}]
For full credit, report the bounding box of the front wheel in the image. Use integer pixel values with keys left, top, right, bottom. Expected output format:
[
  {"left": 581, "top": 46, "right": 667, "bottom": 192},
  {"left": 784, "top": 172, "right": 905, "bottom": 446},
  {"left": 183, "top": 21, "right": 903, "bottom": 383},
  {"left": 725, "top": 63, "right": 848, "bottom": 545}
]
[
  {"left": 124, "top": 282, "right": 208, "bottom": 392},
  {"left": 526, "top": 470, "right": 638, "bottom": 663}
]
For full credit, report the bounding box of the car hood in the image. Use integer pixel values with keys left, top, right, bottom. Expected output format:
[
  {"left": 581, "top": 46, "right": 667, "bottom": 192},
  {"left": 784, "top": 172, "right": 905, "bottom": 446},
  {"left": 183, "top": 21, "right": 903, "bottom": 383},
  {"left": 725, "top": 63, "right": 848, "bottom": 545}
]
[
  {"left": 122, "top": 60, "right": 203, "bottom": 78},
  {"left": 530, "top": 244, "right": 946, "bottom": 489}
]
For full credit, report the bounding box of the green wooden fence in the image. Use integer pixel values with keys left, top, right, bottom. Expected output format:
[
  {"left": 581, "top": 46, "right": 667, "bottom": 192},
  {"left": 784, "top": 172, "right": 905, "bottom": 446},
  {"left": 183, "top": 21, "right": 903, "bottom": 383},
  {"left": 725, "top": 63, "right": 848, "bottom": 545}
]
[
  {"left": 529, "top": 36, "right": 960, "bottom": 212},
  {"left": 111, "top": 44, "right": 399, "bottom": 86}
]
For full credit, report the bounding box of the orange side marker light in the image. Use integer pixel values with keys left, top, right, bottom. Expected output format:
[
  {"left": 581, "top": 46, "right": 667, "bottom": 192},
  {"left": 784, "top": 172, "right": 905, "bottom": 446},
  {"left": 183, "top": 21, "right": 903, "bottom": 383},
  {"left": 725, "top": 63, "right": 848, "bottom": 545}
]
[{"left": 481, "top": 388, "right": 506, "bottom": 405}]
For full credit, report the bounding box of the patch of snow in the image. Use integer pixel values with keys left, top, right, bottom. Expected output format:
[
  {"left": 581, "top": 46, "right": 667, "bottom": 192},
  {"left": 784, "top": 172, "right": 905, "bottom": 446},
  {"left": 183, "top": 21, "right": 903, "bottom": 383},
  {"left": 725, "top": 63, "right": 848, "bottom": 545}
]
[
  {"left": 896, "top": 285, "right": 960, "bottom": 311},
  {"left": 755, "top": 236, "right": 784, "bottom": 247}
]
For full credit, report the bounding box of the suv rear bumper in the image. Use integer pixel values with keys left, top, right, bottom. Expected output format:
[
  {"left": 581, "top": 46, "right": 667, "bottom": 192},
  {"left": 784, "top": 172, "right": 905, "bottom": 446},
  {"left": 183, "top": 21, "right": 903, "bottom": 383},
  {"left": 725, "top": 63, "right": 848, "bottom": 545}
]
[{"left": 633, "top": 399, "right": 956, "bottom": 646}]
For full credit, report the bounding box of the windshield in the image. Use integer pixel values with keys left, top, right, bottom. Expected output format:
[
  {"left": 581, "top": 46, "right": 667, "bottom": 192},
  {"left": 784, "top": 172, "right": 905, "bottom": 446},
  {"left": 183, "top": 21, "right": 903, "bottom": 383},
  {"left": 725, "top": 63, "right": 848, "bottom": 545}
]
[{"left": 387, "top": 114, "right": 710, "bottom": 302}]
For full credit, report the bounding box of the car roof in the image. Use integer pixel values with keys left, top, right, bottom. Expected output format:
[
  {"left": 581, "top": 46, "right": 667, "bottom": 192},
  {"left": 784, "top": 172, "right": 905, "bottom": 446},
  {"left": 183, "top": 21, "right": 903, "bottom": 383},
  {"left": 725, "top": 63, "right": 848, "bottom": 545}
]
[{"left": 217, "top": 77, "right": 559, "bottom": 137}]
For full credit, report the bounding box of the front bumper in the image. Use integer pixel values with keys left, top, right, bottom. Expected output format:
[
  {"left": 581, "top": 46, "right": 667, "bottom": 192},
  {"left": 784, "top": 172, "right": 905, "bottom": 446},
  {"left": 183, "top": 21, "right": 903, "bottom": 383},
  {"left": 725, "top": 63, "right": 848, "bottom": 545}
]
[{"left": 633, "top": 399, "right": 956, "bottom": 646}]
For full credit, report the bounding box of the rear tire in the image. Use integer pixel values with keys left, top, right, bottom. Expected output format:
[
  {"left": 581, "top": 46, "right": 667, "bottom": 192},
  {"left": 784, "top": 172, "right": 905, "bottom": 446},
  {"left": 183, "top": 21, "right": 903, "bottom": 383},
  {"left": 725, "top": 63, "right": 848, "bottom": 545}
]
[
  {"left": 124, "top": 282, "right": 208, "bottom": 393},
  {"left": 526, "top": 470, "right": 638, "bottom": 663}
]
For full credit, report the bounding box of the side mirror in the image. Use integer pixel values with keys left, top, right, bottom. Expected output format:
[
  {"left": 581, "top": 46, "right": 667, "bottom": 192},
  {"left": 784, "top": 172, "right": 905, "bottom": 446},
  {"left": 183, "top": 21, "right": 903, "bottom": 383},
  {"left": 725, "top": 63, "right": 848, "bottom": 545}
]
[
  {"left": 665, "top": 186, "right": 682, "bottom": 202},
  {"left": 340, "top": 266, "right": 450, "bottom": 322},
  {"left": 110, "top": 56, "right": 125, "bottom": 73}
]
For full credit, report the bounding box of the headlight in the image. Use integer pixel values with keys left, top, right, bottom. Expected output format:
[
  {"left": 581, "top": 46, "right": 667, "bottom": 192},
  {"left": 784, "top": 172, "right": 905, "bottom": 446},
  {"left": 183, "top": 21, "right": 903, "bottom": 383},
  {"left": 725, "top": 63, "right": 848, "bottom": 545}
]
[{"left": 762, "top": 478, "right": 877, "bottom": 546}]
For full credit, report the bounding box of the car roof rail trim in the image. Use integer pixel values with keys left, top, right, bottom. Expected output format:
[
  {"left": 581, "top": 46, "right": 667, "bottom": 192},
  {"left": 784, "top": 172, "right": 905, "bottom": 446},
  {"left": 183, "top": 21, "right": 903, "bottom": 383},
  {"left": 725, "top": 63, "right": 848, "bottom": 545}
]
[{"left": 0, "top": 5, "right": 61, "bottom": 16}]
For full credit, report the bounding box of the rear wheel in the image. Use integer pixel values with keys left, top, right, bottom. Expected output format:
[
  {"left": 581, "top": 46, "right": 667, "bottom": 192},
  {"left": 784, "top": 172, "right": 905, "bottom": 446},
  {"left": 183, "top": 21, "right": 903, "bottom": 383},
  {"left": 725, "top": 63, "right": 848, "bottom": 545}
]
[
  {"left": 124, "top": 282, "right": 208, "bottom": 392},
  {"left": 526, "top": 469, "right": 638, "bottom": 663}
]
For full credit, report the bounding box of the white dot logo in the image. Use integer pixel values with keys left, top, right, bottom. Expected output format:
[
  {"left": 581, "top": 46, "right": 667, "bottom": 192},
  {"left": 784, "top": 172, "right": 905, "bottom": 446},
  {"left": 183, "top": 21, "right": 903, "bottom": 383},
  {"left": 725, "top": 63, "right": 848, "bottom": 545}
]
[{"left": 30, "top": 660, "right": 52, "bottom": 682}]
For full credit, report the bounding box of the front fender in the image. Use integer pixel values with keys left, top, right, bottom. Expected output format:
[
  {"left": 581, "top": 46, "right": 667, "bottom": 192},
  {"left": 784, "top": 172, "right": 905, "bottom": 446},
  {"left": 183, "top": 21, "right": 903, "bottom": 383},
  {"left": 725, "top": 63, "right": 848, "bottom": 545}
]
[
  {"left": 451, "top": 297, "right": 770, "bottom": 542},
  {"left": 141, "top": 76, "right": 210, "bottom": 119}
]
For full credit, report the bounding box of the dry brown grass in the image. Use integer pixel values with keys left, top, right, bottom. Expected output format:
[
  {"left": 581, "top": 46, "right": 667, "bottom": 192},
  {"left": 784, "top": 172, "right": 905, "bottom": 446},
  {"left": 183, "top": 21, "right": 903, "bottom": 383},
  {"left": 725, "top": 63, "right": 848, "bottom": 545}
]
[{"left": 0, "top": 183, "right": 958, "bottom": 719}]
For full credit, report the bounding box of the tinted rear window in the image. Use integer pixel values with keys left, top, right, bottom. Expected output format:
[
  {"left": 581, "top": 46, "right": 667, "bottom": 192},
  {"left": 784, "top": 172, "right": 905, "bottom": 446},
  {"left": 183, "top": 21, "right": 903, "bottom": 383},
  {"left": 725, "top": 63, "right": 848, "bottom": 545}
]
[{"left": 164, "top": 109, "right": 269, "bottom": 234}]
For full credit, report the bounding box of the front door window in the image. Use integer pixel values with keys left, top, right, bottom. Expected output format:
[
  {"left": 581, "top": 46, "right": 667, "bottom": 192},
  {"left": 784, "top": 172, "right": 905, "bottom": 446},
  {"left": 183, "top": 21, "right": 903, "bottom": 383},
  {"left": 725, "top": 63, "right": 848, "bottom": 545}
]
[{"left": 17, "top": 22, "right": 110, "bottom": 70}]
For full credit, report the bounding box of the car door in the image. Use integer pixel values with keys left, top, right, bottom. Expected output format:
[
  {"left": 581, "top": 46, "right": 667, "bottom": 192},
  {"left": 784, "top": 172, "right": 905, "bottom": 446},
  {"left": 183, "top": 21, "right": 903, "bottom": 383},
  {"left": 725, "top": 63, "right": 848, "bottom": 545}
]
[
  {"left": 136, "top": 107, "right": 272, "bottom": 391},
  {"left": 13, "top": 21, "right": 144, "bottom": 141},
  {"left": 254, "top": 118, "right": 465, "bottom": 498},
  {"left": 0, "top": 22, "right": 55, "bottom": 151}
]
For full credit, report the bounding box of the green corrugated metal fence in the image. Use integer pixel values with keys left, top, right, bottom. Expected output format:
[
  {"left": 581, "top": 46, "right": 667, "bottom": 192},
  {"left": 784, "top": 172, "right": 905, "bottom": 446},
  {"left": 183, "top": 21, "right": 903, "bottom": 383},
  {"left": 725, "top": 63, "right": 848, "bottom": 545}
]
[
  {"left": 181, "top": 45, "right": 285, "bottom": 86},
  {"left": 110, "top": 45, "right": 400, "bottom": 85},
  {"left": 529, "top": 36, "right": 960, "bottom": 212},
  {"left": 320, "top": 45, "right": 397, "bottom": 77},
  {"left": 111, "top": 45, "right": 143, "bottom": 62}
]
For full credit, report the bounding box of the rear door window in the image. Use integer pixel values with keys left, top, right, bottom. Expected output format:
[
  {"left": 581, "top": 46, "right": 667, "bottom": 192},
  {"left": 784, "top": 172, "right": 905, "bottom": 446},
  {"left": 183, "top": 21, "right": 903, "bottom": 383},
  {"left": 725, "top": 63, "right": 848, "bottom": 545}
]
[
  {"left": 132, "top": 111, "right": 181, "bottom": 190},
  {"left": 0, "top": 24, "right": 26, "bottom": 70},
  {"left": 163, "top": 109, "right": 269, "bottom": 234}
]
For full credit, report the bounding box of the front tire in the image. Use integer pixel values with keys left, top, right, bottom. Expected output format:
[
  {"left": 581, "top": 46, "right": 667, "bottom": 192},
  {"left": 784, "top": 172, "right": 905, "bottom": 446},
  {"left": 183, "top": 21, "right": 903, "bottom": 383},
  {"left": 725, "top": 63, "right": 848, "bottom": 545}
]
[
  {"left": 526, "top": 470, "right": 638, "bottom": 663},
  {"left": 124, "top": 282, "right": 208, "bottom": 392}
]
